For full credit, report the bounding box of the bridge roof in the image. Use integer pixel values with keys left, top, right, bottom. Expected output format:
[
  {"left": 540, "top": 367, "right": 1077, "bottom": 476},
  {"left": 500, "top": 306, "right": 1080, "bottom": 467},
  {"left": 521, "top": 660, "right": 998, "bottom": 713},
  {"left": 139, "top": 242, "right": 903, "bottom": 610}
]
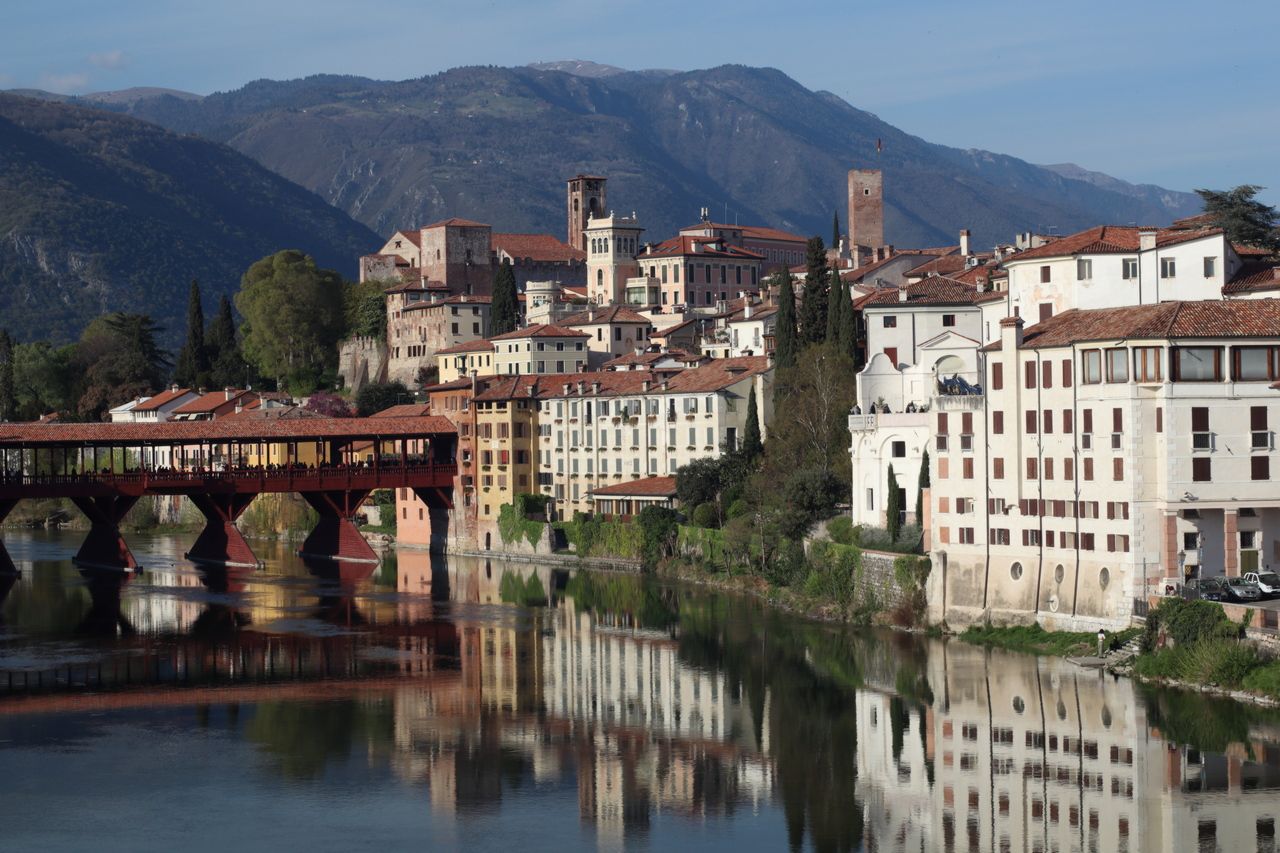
[{"left": 0, "top": 415, "right": 457, "bottom": 446}]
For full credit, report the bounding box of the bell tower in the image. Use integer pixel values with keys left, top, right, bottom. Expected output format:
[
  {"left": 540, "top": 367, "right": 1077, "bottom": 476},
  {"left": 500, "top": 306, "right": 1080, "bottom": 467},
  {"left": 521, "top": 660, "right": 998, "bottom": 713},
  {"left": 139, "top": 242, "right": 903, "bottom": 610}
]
[{"left": 567, "top": 175, "right": 607, "bottom": 252}]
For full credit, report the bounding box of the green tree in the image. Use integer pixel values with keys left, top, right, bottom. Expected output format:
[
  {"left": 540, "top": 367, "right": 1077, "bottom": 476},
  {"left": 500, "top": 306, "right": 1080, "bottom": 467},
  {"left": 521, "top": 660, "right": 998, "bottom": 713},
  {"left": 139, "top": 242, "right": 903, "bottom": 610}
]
[
  {"left": 838, "top": 277, "right": 859, "bottom": 364},
  {"left": 12, "top": 341, "right": 73, "bottom": 420},
  {"left": 774, "top": 270, "right": 799, "bottom": 372},
  {"left": 778, "top": 466, "right": 843, "bottom": 540},
  {"left": 206, "top": 294, "right": 249, "bottom": 389},
  {"left": 0, "top": 329, "right": 14, "bottom": 422},
  {"left": 742, "top": 383, "right": 764, "bottom": 461},
  {"left": 174, "top": 280, "right": 209, "bottom": 388},
  {"left": 236, "top": 250, "right": 345, "bottom": 391},
  {"left": 74, "top": 313, "right": 170, "bottom": 420},
  {"left": 825, "top": 267, "right": 845, "bottom": 344},
  {"left": 916, "top": 448, "right": 930, "bottom": 524},
  {"left": 799, "top": 237, "right": 829, "bottom": 345},
  {"left": 356, "top": 381, "right": 410, "bottom": 416},
  {"left": 766, "top": 342, "right": 857, "bottom": 482},
  {"left": 1195, "top": 185, "right": 1279, "bottom": 251},
  {"left": 886, "top": 464, "right": 902, "bottom": 543},
  {"left": 344, "top": 279, "right": 387, "bottom": 340},
  {"left": 832, "top": 210, "right": 842, "bottom": 250},
  {"left": 490, "top": 259, "right": 519, "bottom": 336}
]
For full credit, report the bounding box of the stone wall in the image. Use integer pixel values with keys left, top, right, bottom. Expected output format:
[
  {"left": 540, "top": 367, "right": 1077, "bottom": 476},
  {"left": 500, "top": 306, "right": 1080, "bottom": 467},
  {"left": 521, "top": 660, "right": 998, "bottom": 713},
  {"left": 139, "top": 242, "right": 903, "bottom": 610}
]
[
  {"left": 856, "top": 549, "right": 907, "bottom": 610},
  {"left": 338, "top": 336, "right": 388, "bottom": 393}
]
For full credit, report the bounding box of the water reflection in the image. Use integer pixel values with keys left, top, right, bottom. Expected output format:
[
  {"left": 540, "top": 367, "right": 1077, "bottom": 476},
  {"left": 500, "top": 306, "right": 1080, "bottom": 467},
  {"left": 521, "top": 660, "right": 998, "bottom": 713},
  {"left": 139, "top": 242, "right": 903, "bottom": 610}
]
[{"left": 0, "top": 532, "right": 1279, "bottom": 852}]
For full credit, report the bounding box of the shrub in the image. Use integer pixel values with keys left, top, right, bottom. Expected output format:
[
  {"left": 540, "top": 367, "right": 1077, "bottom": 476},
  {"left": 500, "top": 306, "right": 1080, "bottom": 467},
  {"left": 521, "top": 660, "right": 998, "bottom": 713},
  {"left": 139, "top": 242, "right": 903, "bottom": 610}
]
[
  {"left": 1144, "top": 598, "right": 1241, "bottom": 651},
  {"left": 692, "top": 502, "right": 720, "bottom": 529},
  {"left": 498, "top": 503, "right": 544, "bottom": 548},
  {"left": 726, "top": 498, "right": 749, "bottom": 519},
  {"left": 636, "top": 506, "right": 679, "bottom": 569},
  {"left": 513, "top": 493, "right": 549, "bottom": 518},
  {"left": 765, "top": 537, "right": 807, "bottom": 587},
  {"left": 826, "top": 516, "right": 856, "bottom": 545},
  {"left": 1242, "top": 660, "right": 1280, "bottom": 698}
]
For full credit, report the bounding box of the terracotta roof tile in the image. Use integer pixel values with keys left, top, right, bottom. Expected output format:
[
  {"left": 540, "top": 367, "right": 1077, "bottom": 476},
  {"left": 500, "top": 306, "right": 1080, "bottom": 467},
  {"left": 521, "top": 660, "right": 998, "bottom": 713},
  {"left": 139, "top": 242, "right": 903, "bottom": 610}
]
[
  {"left": 0, "top": 416, "right": 456, "bottom": 445},
  {"left": 987, "top": 300, "right": 1280, "bottom": 350},
  {"left": 492, "top": 232, "right": 586, "bottom": 263},
  {"left": 132, "top": 387, "right": 192, "bottom": 412},
  {"left": 488, "top": 324, "right": 589, "bottom": 341},
  {"left": 172, "top": 390, "right": 255, "bottom": 415},
  {"left": 643, "top": 235, "right": 764, "bottom": 261},
  {"left": 1008, "top": 225, "right": 1224, "bottom": 262},
  {"left": 592, "top": 475, "right": 678, "bottom": 498},
  {"left": 906, "top": 254, "right": 976, "bottom": 277},
  {"left": 561, "top": 306, "right": 651, "bottom": 326},
  {"left": 436, "top": 339, "right": 496, "bottom": 355},
  {"left": 422, "top": 217, "right": 489, "bottom": 229},
  {"left": 371, "top": 403, "right": 432, "bottom": 418},
  {"left": 860, "top": 276, "right": 984, "bottom": 307},
  {"left": 1223, "top": 262, "right": 1280, "bottom": 295}
]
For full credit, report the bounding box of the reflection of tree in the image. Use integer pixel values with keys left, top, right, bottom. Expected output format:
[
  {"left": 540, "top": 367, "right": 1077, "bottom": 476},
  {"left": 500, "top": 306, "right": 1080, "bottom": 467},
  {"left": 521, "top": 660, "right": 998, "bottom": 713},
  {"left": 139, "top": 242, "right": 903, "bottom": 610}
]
[
  {"left": 246, "top": 698, "right": 392, "bottom": 780},
  {"left": 2, "top": 562, "right": 91, "bottom": 634},
  {"left": 566, "top": 572, "right": 678, "bottom": 630}
]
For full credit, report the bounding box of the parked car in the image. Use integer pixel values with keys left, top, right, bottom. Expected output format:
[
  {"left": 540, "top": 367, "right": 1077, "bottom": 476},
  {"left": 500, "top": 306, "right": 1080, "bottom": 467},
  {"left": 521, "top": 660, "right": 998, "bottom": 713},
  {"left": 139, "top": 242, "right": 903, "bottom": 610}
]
[
  {"left": 1194, "top": 577, "right": 1228, "bottom": 601},
  {"left": 1223, "top": 577, "right": 1263, "bottom": 603},
  {"left": 1244, "top": 571, "right": 1280, "bottom": 598}
]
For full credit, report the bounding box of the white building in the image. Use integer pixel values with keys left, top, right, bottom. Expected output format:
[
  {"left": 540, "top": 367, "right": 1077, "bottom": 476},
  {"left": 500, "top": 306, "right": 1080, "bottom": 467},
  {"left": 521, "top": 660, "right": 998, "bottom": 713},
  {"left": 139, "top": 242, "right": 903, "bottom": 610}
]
[
  {"left": 586, "top": 213, "right": 644, "bottom": 305},
  {"left": 488, "top": 324, "right": 589, "bottom": 376}
]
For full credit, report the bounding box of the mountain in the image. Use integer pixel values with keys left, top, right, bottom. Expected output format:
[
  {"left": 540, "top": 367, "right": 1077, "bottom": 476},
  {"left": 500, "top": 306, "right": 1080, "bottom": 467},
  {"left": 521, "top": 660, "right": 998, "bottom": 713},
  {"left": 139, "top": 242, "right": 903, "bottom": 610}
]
[
  {"left": 98, "top": 65, "right": 1203, "bottom": 250},
  {"left": 1038, "top": 163, "right": 1196, "bottom": 216},
  {"left": 0, "top": 93, "right": 379, "bottom": 346}
]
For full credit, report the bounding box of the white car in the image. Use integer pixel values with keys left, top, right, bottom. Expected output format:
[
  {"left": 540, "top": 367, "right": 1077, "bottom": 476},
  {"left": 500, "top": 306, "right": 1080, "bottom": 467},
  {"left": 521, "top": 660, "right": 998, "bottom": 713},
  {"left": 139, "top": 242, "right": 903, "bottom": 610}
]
[{"left": 1244, "top": 571, "right": 1280, "bottom": 598}]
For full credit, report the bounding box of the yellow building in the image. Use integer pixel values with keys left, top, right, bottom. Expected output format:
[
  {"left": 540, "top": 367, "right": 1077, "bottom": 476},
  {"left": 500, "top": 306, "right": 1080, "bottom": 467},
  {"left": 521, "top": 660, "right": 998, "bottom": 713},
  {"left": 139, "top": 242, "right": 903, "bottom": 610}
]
[{"left": 471, "top": 376, "right": 541, "bottom": 525}]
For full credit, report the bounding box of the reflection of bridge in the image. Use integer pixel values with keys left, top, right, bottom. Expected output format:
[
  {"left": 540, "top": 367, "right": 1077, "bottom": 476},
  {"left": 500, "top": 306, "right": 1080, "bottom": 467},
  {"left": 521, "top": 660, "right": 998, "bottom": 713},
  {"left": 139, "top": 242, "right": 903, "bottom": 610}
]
[{"left": 0, "top": 417, "right": 457, "bottom": 571}]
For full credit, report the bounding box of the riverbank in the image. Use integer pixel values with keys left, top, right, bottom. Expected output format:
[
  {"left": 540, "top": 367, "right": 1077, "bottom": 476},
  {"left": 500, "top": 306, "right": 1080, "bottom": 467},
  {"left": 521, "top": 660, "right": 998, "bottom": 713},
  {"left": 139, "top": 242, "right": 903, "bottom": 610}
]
[{"left": 958, "top": 599, "right": 1280, "bottom": 709}]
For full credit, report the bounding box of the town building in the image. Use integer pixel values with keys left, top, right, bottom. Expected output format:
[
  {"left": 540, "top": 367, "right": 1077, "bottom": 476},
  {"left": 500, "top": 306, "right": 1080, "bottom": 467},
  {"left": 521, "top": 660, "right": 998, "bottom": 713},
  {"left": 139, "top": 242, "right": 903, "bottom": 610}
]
[
  {"left": 698, "top": 301, "right": 778, "bottom": 359},
  {"left": 591, "top": 475, "right": 678, "bottom": 518},
  {"left": 567, "top": 174, "right": 608, "bottom": 252},
  {"left": 119, "top": 386, "right": 200, "bottom": 423},
  {"left": 560, "top": 305, "right": 654, "bottom": 368},
  {"left": 386, "top": 294, "right": 492, "bottom": 386},
  {"left": 847, "top": 168, "right": 885, "bottom": 258},
  {"left": 636, "top": 235, "right": 763, "bottom": 313},
  {"left": 856, "top": 276, "right": 997, "bottom": 368},
  {"left": 489, "top": 324, "right": 590, "bottom": 376},
  {"left": 436, "top": 340, "right": 496, "bottom": 383},
  {"left": 490, "top": 232, "right": 587, "bottom": 289},
  {"left": 927, "top": 300, "right": 1280, "bottom": 630},
  {"left": 585, "top": 213, "right": 644, "bottom": 305},
  {"left": 678, "top": 218, "right": 807, "bottom": 273}
]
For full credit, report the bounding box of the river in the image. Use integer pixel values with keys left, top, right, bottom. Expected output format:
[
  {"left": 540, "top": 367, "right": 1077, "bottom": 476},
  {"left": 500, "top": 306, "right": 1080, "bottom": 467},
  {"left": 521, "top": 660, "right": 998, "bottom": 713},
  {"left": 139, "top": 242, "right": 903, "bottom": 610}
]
[{"left": 0, "top": 531, "right": 1278, "bottom": 852}]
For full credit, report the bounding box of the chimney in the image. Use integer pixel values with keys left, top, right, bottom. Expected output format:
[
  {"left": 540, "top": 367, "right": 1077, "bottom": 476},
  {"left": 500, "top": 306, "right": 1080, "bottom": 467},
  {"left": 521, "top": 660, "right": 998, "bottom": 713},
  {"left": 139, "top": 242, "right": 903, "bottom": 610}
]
[
  {"left": 1139, "top": 229, "right": 1158, "bottom": 251},
  {"left": 588, "top": 306, "right": 595, "bottom": 322},
  {"left": 999, "top": 315, "right": 1025, "bottom": 350},
  {"left": 898, "top": 283, "right": 909, "bottom": 303},
  {"left": 235, "top": 401, "right": 243, "bottom": 414},
  {"left": 744, "top": 303, "right": 753, "bottom": 319},
  {"left": 225, "top": 387, "right": 235, "bottom": 401},
  {"left": 577, "top": 380, "right": 585, "bottom": 395},
  {"left": 960, "top": 229, "right": 971, "bottom": 257},
  {"left": 642, "top": 379, "right": 651, "bottom": 392},
  {"left": 591, "top": 381, "right": 601, "bottom": 395},
  {"left": 171, "top": 383, "right": 180, "bottom": 393},
  {"left": 562, "top": 382, "right": 571, "bottom": 395}
]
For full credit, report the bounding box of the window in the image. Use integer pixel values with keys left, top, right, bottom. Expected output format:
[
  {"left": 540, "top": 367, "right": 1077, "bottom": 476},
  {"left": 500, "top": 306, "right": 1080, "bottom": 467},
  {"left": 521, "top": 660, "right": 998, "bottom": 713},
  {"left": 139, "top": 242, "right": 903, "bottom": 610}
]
[
  {"left": 1173, "top": 347, "right": 1221, "bottom": 382},
  {"left": 1160, "top": 257, "right": 1176, "bottom": 278},
  {"left": 1043, "top": 410, "right": 1054, "bottom": 433},
  {"left": 891, "top": 440, "right": 906, "bottom": 458},
  {"left": 1010, "top": 561, "right": 1024, "bottom": 580},
  {"left": 1040, "top": 265, "right": 1051, "bottom": 283},
  {"left": 991, "top": 363, "right": 1003, "bottom": 390},
  {"left": 1076, "top": 258, "right": 1092, "bottom": 280},
  {"left": 1106, "top": 348, "right": 1128, "bottom": 382},
  {"left": 1204, "top": 256, "right": 1216, "bottom": 277},
  {"left": 963, "top": 458, "right": 974, "bottom": 479},
  {"left": 943, "top": 314, "right": 956, "bottom": 327},
  {"left": 1253, "top": 456, "right": 1270, "bottom": 480},
  {"left": 1026, "top": 410, "right": 1038, "bottom": 434},
  {"left": 1133, "top": 347, "right": 1161, "bottom": 382},
  {"left": 1026, "top": 458, "right": 1038, "bottom": 479},
  {"left": 1233, "top": 346, "right": 1279, "bottom": 381},
  {"left": 1082, "top": 350, "right": 1102, "bottom": 384},
  {"left": 1113, "top": 458, "right": 1124, "bottom": 481},
  {"left": 1193, "top": 457, "right": 1211, "bottom": 482},
  {"left": 883, "top": 315, "right": 897, "bottom": 328},
  {"left": 959, "top": 527, "right": 976, "bottom": 544},
  {"left": 993, "top": 411, "right": 1004, "bottom": 434},
  {"left": 1041, "top": 360, "right": 1053, "bottom": 389},
  {"left": 993, "top": 457, "right": 1004, "bottom": 479},
  {"left": 990, "top": 528, "right": 1010, "bottom": 545},
  {"left": 1252, "top": 407, "right": 1271, "bottom": 448},
  {"left": 1063, "top": 409, "right": 1074, "bottom": 433},
  {"left": 1192, "top": 406, "right": 1211, "bottom": 449}
]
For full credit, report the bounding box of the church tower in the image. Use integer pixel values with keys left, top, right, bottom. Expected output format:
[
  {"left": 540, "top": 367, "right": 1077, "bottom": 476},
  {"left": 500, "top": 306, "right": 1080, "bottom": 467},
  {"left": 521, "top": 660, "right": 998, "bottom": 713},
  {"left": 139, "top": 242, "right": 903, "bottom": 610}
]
[
  {"left": 567, "top": 175, "right": 607, "bottom": 252},
  {"left": 585, "top": 213, "right": 643, "bottom": 305}
]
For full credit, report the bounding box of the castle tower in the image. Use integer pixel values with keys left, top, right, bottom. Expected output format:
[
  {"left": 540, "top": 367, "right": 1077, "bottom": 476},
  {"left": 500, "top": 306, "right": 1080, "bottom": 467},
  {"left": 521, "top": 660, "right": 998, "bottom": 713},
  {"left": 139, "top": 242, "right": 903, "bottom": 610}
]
[
  {"left": 567, "top": 175, "right": 608, "bottom": 252},
  {"left": 847, "top": 168, "right": 884, "bottom": 254},
  {"left": 585, "top": 213, "right": 643, "bottom": 305}
]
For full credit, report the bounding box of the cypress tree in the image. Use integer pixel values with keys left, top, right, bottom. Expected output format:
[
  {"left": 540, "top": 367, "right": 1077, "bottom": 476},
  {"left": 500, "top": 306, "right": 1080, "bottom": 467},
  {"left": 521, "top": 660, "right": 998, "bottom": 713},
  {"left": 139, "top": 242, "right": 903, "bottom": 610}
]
[
  {"left": 832, "top": 210, "right": 842, "bottom": 249},
  {"left": 840, "top": 280, "right": 859, "bottom": 366},
  {"left": 490, "top": 259, "right": 519, "bottom": 336},
  {"left": 916, "top": 448, "right": 930, "bottom": 525},
  {"left": 826, "top": 267, "right": 845, "bottom": 344},
  {"left": 174, "top": 280, "right": 208, "bottom": 388},
  {"left": 742, "top": 383, "right": 764, "bottom": 461},
  {"left": 774, "top": 270, "right": 799, "bottom": 372},
  {"left": 799, "top": 237, "right": 829, "bottom": 345},
  {"left": 887, "top": 464, "right": 901, "bottom": 543},
  {"left": 0, "top": 329, "right": 14, "bottom": 422},
  {"left": 206, "top": 295, "right": 245, "bottom": 389}
]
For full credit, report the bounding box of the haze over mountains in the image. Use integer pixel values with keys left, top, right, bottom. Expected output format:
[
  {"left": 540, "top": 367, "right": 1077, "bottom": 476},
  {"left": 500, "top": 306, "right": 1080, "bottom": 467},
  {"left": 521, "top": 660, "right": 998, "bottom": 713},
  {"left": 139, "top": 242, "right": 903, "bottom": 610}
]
[
  {"left": 81, "top": 63, "right": 1200, "bottom": 247},
  {"left": 1, "top": 62, "right": 1205, "bottom": 346}
]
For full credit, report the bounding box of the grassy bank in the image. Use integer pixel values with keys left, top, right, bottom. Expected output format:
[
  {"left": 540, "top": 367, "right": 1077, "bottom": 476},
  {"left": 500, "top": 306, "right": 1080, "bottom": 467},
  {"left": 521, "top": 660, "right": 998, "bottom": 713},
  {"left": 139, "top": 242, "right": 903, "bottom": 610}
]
[{"left": 960, "top": 624, "right": 1140, "bottom": 657}]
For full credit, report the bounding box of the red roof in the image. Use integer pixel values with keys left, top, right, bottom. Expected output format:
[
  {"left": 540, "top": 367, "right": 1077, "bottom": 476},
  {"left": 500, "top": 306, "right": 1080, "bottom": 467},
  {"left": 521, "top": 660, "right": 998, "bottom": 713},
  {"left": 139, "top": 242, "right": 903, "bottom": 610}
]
[
  {"left": 172, "top": 389, "right": 256, "bottom": 415},
  {"left": 860, "top": 276, "right": 984, "bottom": 308},
  {"left": 906, "top": 254, "right": 984, "bottom": 278},
  {"left": 740, "top": 224, "right": 807, "bottom": 244},
  {"left": 492, "top": 232, "right": 586, "bottom": 263},
  {"left": 436, "top": 339, "right": 495, "bottom": 356},
  {"left": 391, "top": 229, "right": 422, "bottom": 247},
  {"left": 371, "top": 403, "right": 432, "bottom": 418},
  {"left": 1009, "top": 225, "right": 1223, "bottom": 262},
  {"left": 1223, "top": 262, "right": 1280, "bottom": 295},
  {"left": 488, "top": 324, "right": 589, "bottom": 341},
  {"left": 422, "top": 217, "right": 489, "bottom": 229},
  {"left": 473, "top": 356, "right": 769, "bottom": 402},
  {"left": 132, "top": 387, "right": 192, "bottom": 412},
  {"left": 0, "top": 416, "right": 457, "bottom": 445},
  {"left": 987, "top": 300, "right": 1280, "bottom": 350},
  {"left": 401, "top": 294, "right": 493, "bottom": 313},
  {"left": 592, "top": 475, "right": 678, "bottom": 498},
  {"left": 644, "top": 236, "right": 764, "bottom": 261},
  {"left": 561, "top": 306, "right": 651, "bottom": 325}
]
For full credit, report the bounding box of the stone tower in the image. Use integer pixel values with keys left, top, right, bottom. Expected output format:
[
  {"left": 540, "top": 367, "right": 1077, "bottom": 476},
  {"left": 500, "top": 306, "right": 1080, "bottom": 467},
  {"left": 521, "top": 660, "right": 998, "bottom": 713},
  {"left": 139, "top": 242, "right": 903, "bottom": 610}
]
[
  {"left": 847, "top": 168, "right": 884, "bottom": 254},
  {"left": 567, "top": 175, "right": 607, "bottom": 252},
  {"left": 585, "top": 213, "right": 643, "bottom": 305}
]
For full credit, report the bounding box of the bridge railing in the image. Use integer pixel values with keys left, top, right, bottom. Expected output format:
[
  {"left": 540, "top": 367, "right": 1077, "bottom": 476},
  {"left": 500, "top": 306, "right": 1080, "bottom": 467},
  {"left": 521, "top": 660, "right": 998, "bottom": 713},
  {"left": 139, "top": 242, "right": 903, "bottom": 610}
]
[{"left": 0, "top": 462, "right": 458, "bottom": 491}]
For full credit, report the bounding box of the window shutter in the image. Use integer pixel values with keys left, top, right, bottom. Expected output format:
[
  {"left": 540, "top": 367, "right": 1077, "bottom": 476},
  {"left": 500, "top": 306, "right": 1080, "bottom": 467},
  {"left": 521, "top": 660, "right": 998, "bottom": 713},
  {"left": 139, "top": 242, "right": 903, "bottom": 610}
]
[
  {"left": 1063, "top": 410, "right": 1074, "bottom": 433},
  {"left": 1112, "top": 407, "right": 1123, "bottom": 433},
  {"left": 1042, "top": 361, "right": 1053, "bottom": 389},
  {"left": 992, "top": 363, "right": 1003, "bottom": 390},
  {"left": 1025, "top": 361, "right": 1036, "bottom": 389},
  {"left": 1083, "top": 409, "right": 1093, "bottom": 433},
  {"left": 1062, "top": 359, "right": 1072, "bottom": 387},
  {"left": 1156, "top": 407, "right": 1163, "bottom": 433},
  {"left": 1252, "top": 406, "right": 1267, "bottom": 431},
  {"left": 993, "top": 457, "right": 1004, "bottom": 479},
  {"left": 1026, "top": 411, "right": 1037, "bottom": 434},
  {"left": 1113, "top": 458, "right": 1124, "bottom": 481},
  {"left": 1192, "top": 407, "right": 1209, "bottom": 432},
  {"left": 993, "top": 411, "right": 1004, "bottom": 434},
  {"left": 962, "top": 412, "right": 973, "bottom": 434},
  {"left": 938, "top": 412, "right": 949, "bottom": 434}
]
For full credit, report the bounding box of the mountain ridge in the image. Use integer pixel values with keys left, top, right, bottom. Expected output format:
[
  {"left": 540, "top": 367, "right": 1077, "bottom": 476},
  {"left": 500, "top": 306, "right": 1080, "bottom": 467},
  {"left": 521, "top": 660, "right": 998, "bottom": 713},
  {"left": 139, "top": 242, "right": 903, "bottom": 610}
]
[{"left": 86, "top": 64, "right": 1201, "bottom": 249}]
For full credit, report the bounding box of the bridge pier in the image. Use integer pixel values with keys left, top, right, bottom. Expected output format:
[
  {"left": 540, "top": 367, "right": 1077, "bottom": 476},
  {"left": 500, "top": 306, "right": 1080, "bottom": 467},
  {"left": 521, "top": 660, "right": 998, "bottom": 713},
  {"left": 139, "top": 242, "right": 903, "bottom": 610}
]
[
  {"left": 70, "top": 496, "right": 140, "bottom": 572},
  {"left": 185, "top": 493, "right": 260, "bottom": 569},
  {"left": 0, "top": 499, "right": 19, "bottom": 575},
  {"left": 297, "top": 489, "right": 378, "bottom": 565}
]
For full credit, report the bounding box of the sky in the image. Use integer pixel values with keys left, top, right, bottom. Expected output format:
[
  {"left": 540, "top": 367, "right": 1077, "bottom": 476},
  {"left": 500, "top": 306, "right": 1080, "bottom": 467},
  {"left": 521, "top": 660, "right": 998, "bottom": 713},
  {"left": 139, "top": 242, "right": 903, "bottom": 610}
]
[{"left": 4, "top": 0, "right": 1278, "bottom": 203}]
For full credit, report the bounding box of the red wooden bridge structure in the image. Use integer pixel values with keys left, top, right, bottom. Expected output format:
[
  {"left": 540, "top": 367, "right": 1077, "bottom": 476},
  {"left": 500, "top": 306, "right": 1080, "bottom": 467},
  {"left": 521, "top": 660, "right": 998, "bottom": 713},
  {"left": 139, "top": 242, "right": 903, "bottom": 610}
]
[{"left": 0, "top": 416, "right": 457, "bottom": 573}]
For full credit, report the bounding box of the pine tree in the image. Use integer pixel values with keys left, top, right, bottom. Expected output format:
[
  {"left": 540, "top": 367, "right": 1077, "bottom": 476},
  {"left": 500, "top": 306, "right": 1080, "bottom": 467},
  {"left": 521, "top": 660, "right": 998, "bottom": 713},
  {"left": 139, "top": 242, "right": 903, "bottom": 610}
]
[
  {"left": 886, "top": 464, "right": 901, "bottom": 543},
  {"left": 206, "top": 294, "right": 247, "bottom": 389},
  {"left": 1195, "top": 185, "right": 1279, "bottom": 250},
  {"left": 0, "top": 329, "right": 14, "bottom": 422},
  {"left": 832, "top": 210, "right": 842, "bottom": 250},
  {"left": 798, "top": 236, "right": 829, "bottom": 345},
  {"left": 916, "top": 448, "right": 930, "bottom": 525},
  {"left": 174, "top": 280, "right": 209, "bottom": 388},
  {"left": 839, "top": 279, "right": 859, "bottom": 366},
  {"left": 490, "top": 259, "right": 519, "bottom": 336},
  {"left": 742, "top": 383, "right": 764, "bottom": 461},
  {"left": 774, "top": 270, "right": 799, "bottom": 372}
]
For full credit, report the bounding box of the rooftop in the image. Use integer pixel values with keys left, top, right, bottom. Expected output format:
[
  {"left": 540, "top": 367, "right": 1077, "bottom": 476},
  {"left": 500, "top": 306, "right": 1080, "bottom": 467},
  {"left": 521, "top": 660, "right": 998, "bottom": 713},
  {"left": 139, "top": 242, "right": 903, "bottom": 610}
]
[
  {"left": 436, "top": 339, "right": 496, "bottom": 356},
  {"left": 987, "top": 299, "right": 1280, "bottom": 350},
  {"left": 561, "top": 305, "right": 651, "bottom": 326},
  {"left": 859, "top": 276, "right": 987, "bottom": 308},
  {"left": 644, "top": 236, "right": 765, "bottom": 261},
  {"left": 131, "top": 387, "right": 191, "bottom": 412},
  {"left": 592, "top": 475, "right": 678, "bottom": 498},
  {"left": 1007, "top": 225, "right": 1224, "bottom": 262},
  {"left": 491, "top": 232, "right": 586, "bottom": 263},
  {"left": 488, "top": 323, "right": 590, "bottom": 342},
  {"left": 422, "top": 217, "right": 490, "bottom": 229},
  {"left": 0, "top": 416, "right": 457, "bottom": 446}
]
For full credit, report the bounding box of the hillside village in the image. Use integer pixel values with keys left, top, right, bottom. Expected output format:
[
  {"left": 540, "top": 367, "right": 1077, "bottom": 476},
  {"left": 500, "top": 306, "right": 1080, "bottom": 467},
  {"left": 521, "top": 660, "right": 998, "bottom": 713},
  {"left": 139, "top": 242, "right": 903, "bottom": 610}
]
[{"left": 94, "top": 164, "right": 1280, "bottom": 632}]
